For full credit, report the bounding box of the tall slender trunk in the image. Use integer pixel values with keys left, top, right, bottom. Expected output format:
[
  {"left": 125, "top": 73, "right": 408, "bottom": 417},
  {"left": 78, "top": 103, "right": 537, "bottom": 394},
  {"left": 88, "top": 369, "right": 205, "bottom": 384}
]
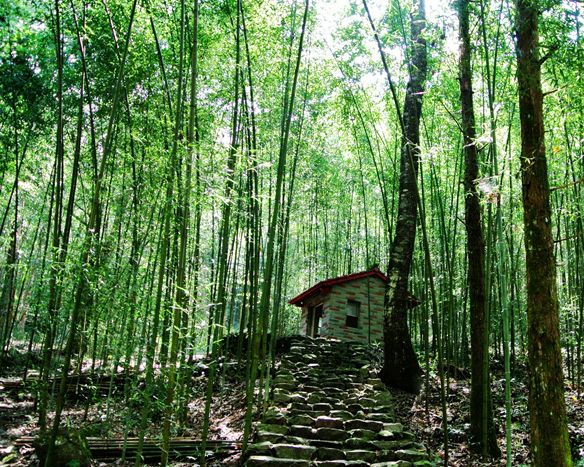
[
  {"left": 458, "top": 0, "right": 500, "bottom": 457},
  {"left": 135, "top": 183, "right": 171, "bottom": 466},
  {"left": 375, "top": 0, "right": 427, "bottom": 395},
  {"left": 201, "top": 2, "right": 243, "bottom": 461},
  {"left": 243, "top": 0, "right": 310, "bottom": 449},
  {"left": 515, "top": 1, "right": 572, "bottom": 465},
  {"left": 43, "top": 0, "right": 138, "bottom": 463},
  {"left": 38, "top": 0, "right": 66, "bottom": 433},
  {"left": 161, "top": 0, "right": 189, "bottom": 461},
  {"left": 0, "top": 144, "right": 18, "bottom": 360}
]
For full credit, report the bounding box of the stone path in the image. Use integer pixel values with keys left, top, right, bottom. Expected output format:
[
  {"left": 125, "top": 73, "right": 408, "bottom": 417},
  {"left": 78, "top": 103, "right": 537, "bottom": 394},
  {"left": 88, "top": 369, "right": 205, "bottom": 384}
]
[{"left": 245, "top": 336, "right": 435, "bottom": 467}]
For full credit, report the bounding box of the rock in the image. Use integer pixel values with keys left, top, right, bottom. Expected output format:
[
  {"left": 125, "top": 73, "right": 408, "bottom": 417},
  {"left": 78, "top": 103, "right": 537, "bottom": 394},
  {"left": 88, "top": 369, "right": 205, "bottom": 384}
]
[
  {"left": 307, "top": 393, "right": 322, "bottom": 403},
  {"left": 367, "top": 413, "right": 394, "bottom": 422},
  {"left": 257, "top": 424, "right": 289, "bottom": 435},
  {"left": 290, "top": 425, "right": 315, "bottom": 439},
  {"left": 34, "top": 428, "right": 92, "bottom": 467},
  {"left": 330, "top": 410, "right": 353, "bottom": 420},
  {"left": 378, "top": 430, "right": 397, "bottom": 440},
  {"left": 272, "top": 444, "right": 316, "bottom": 460},
  {"left": 289, "top": 394, "right": 307, "bottom": 403},
  {"left": 246, "top": 455, "right": 310, "bottom": 467},
  {"left": 273, "top": 392, "right": 292, "bottom": 404},
  {"left": 315, "top": 416, "right": 344, "bottom": 429},
  {"left": 384, "top": 423, "right": 404, "bottom": 433},
  {"left": 348, "top": 429, "right": 377, "bottom": 440},
  {"left": 246, "top": 442, "right": 274, "bottom": 457},
  {"left": 359, "top": 364, "right": 373, "bottom": 378},
  {"left": 284, "top": 436, "right": 306, "bottom": 445},
  {"left": 373, "top": 405, "right": 394, "bottom": 414},
  {"left": 303, "top": 385, "right": 321, "bottom": 393},
  {"left": 290, "top": 402, "right": 311, "bottom": 412},
  {"left": 274, "top": 382, "right": 297, "bottom": 392},
  {"left": 310, "top": 439, "right": 344, "bottom": 449},
  {"left": 316, "top": 427, "right": 349, "bottom": 441},
  {"left": 344, "top": 437, "right": 373, "bottom": 449},
  {"left": 371, "top": 462, "right": 412, "bottom": 467},
  {"left": 323, "top": 382, "right": 346, "bottom": 390},
  {"left": 289, "top": 414, "right": 314, "bottom": 426},
  {"left": 246, "top": 338, "right": 434, "bottom": 467},
  {"left": 265, "top": 410, "right": 288, "bottom": 425},
  {"left": 304, "top": 353, "right": 319, "bottom": 363},
  {"left": 375, "top": 450, "right": 397, "bottom": 462},
  {"left": 396, "top": 449, "right": 428, "bottom": 462},
  {"left": 345, "top": 419, "right": 384, "bottom": 432},
  {"left": 313, "top": 461, "right": 351, "bottom": 467},
  {"left": 374, "top": 392, "right": 393, "bottom": 405},
  {"left": 315, "top": 446, "right": 346, "bottom": 460},
  {"left": 2, "top": 453, "right": 17, "bottom": 464},
  {"left": 346, "top": 403, "right": 363, "bottom": 414},
  {"left": 367, "top": 378, "right": 385, "bottom": 389},
  {"left": 358, "top": 397, "right": 376, "bottom": 408},
  {"left": 257, "top": 432, "right": 285, "bottom": 443},
  {"left": 346, "top": 449, "right": 377, "bottom": 462},
  {"left": 274, "top": 374, "right": 295, "bottom": 383},
  {"left": 345, "top": 397, "right": 361, "bottom": 405},
  {"left": 313, "top": 402, "right": 333, "bottom": 413},
  {"left": 345, "top": 460, "right": 370, "bottom": 467},
  {"left": 346, "top": 383, "right": 363, "bottom": 390},
  {"left": 373, "top": 440, "right": 414, "bottom": 451},
  {"left": 290, "top": 408, "right": 318, "bottom": 418}
]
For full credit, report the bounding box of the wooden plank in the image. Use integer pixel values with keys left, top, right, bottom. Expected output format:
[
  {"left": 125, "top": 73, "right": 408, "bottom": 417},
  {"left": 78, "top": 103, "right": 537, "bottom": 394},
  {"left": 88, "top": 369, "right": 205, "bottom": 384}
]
[{"left": 15, "top": 436, "right": 241, "bottom": 461}]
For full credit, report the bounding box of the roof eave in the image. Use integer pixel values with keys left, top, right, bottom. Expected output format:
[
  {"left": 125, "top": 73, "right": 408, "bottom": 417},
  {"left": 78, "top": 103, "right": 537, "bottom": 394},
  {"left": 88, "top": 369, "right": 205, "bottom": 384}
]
[{"left": 288, "top": 270, "right": 387, "bottom": 307}]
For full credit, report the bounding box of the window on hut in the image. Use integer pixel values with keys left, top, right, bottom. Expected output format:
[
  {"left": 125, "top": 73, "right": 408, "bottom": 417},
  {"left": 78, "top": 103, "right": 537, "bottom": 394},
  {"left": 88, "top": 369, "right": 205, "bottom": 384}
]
[{"left": 346, "top": 300, "right": 360, "bottom": 328}]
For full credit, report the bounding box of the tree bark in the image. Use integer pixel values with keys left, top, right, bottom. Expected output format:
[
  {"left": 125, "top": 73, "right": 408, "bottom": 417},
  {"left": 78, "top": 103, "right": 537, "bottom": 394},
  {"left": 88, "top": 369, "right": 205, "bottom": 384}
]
[
  {"left": 515, "top": 1, "right": 573, "bottom": 465},
  {"left": 379, "top": 0, "right": 426, "bottom": 395},
  {"left": 458, "top": 0, "right": 500, "bottom": 457}
]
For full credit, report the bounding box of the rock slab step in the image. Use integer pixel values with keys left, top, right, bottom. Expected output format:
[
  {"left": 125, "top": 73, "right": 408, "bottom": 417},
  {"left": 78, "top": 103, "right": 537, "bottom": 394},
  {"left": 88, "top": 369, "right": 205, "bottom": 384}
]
[{"left": 245, "top": 336, "right": 435, "bottom": 467}]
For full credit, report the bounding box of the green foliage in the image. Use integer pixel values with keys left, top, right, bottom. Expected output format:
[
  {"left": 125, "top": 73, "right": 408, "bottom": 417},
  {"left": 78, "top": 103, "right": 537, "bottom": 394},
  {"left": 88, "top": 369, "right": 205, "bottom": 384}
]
[{"left": 0, "top": 1, "right": 582, "bottom": 461}]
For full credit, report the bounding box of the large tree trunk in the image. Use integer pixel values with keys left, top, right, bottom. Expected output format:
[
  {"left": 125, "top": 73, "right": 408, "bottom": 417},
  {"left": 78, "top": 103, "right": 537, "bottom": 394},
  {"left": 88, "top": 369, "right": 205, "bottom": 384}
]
[
  {"left": 458, "top": 0, "right": 500, "bottom": 457},
  {"left": 379, "top": 0, "right": 426, "bottom": 395},
  {"left": 515, "top": 1, "right": 572, "bottom": 466}
]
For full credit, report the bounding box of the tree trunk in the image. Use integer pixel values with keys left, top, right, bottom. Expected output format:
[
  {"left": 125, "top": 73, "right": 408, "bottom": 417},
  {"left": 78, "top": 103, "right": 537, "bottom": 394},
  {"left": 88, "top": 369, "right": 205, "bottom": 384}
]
[
  {"left": 515, "top": 1, "right": 573, "bottom": 465},
  {"left": 379, "top": 0, "right": 426, "bottom": 395},
  {"left": 43, "top": 0, "right": 138, "bottom": 462},
  {"left": 458, "top": 0, "right": 500, "bottom": 457}
]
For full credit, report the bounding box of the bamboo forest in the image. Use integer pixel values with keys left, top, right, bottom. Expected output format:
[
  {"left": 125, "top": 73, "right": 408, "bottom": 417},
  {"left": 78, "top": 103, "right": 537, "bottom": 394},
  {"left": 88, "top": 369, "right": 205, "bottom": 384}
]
[{"left": 0, "top": 0, "right": 583, "bottom": 465}]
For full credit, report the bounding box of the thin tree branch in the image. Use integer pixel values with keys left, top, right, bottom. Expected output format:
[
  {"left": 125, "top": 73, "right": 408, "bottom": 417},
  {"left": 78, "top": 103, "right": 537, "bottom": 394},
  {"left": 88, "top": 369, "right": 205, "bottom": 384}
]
[
  {"left": 554, "top": 230, "right": 584, "bottom": 243},
  {"left": 550, "top": 176, "right": 584, "bottom": 192}
]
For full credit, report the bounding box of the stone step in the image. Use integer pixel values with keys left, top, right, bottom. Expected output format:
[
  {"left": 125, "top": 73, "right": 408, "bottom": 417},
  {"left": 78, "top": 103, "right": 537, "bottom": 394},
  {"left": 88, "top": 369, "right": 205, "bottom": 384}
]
[
  {"left": 314, "top": 461, "right": 370, "bottom": 467},
  {"left": 247, "top": 445, "right": 430, "bottom": 466},
  {"left": 246, "top": 456, "right": 310, "bottom": 467},
  {"left": 245, "top": 337, "right": 435, "bottom": 467}
]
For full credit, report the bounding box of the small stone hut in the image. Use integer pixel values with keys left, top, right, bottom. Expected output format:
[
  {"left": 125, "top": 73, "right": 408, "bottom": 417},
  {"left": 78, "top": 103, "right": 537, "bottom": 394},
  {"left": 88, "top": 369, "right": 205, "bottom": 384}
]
[{"left": 289, "top": 268, "right": 388, "bottom": 343}]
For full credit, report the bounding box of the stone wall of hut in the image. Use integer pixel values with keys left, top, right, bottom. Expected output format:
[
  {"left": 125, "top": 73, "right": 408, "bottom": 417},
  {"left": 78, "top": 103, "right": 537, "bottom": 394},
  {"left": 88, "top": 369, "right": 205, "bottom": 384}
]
[{"left": 298, "top": 276, "right": 386, "bottom": 342}]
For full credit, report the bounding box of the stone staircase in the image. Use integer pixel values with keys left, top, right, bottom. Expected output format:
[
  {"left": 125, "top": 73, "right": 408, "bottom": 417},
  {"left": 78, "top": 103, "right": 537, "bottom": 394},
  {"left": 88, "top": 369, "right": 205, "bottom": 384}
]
[{"left": 245, "top": 336, "right": 435, "bottom": 467}]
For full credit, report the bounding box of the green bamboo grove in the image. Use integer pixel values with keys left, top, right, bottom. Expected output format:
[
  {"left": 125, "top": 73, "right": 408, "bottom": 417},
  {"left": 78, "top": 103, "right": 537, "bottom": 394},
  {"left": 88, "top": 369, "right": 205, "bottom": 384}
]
[{"left": 0, "top": 0, "right": 583, "bottom": 465}]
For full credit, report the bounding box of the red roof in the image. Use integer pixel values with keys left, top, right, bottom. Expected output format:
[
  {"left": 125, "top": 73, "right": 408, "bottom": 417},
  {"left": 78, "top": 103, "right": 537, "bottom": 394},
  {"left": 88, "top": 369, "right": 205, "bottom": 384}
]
[{"left": 288, "top": 269, "right": 387, "bottom": 307}]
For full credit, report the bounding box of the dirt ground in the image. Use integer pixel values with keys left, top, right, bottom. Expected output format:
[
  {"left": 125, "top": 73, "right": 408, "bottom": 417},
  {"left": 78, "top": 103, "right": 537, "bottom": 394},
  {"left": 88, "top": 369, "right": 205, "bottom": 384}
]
[{"left": 2, "top": 349, "right": 584, "bottom": 466}]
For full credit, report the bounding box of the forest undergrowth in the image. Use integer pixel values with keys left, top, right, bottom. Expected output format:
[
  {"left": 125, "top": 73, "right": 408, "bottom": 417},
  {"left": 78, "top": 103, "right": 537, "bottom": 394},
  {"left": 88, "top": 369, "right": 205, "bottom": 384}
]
[
  {"left": 1, "top": 342, "right": 584, "bottom": 466},
  {"left": 390, "top": 359, "right": 584, "bottom": 467}
]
